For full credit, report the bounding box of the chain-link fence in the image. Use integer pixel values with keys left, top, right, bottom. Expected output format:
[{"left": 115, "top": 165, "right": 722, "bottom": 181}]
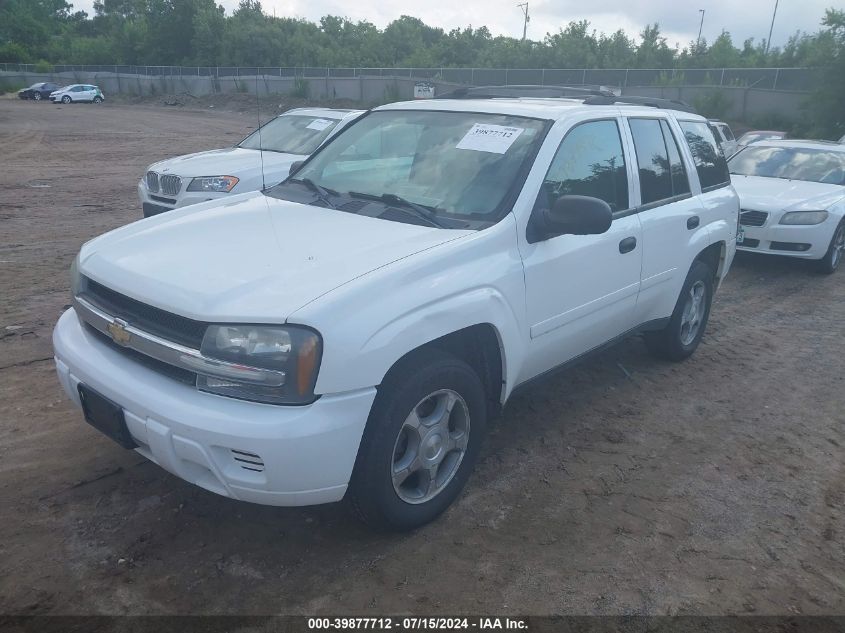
[{"left": 0, "top": 64, "right": 820, "bottom": 91}]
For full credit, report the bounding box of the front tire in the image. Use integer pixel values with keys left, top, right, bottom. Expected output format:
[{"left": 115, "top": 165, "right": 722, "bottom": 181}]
[
  {"left": 33, "top": 92, "right": 42, "bottom": 101},
  {"left": 61, "top": 95, "right": 71, "bottom": 104},
  {"left": 816, "top": 220, "right": 844, "bottom": 275},
  {"left": 644, "top": 259, "right": 714, "bottom": 362},
  {"left": 348, "top": 348, "right": 487, "bottom": 531},
  {"left": 93, "top": 96, "right": 103, "bottom": 104}
]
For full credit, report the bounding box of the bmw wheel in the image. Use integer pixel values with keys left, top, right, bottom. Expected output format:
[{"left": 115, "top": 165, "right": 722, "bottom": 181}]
[
  {"left": 349, "top": 348, "right": 487, "bottom": 531},
  {"left": 93, "top": 96, "right": 103, "bottom": 104},
  {"left": 61, "top": 95, "right": 71, "bottom": 104}
]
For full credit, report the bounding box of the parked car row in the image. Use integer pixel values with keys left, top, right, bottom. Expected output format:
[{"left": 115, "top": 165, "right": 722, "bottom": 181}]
[
  {"left": 17, "top": 82, "right": 105, "bottom": 104},
  {"left": 53, "top": 87, "right": 845, "bottom": 532}
]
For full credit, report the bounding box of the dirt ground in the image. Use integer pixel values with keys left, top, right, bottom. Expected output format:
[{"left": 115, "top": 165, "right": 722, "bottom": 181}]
[{"left": 0, "top": 97, "right": 843, "bottom": 617}]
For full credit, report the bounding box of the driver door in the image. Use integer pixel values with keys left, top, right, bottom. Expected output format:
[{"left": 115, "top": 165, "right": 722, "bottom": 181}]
[{"left": 517, "top": 118, "right": 643, "bottom": 381}]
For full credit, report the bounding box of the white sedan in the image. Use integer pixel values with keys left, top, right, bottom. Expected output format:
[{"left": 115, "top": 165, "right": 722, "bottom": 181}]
[
  {"left": 138, "top": 107, "right": 364, "bottom": 217},
  {"left": 729, "top": 140, "right": 845, "bottom": 273}
]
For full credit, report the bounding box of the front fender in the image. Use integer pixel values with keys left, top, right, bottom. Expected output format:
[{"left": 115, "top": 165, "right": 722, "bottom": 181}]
[{"left": 289, "top": 215, "right": 527, "bottom": 400}]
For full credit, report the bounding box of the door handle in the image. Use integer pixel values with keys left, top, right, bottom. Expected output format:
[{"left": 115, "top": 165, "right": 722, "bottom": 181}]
[
  {"left": 687, "top": 215, "right": 700, "bottom": 230},
  {"left": 619, "top": 236, "right": 637, "bottom": 254}
]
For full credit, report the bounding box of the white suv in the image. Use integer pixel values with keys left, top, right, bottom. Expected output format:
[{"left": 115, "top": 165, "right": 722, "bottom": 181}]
[
  {"left": 54, "top": 93, "right": 738, "bottom": 530},
  {"left": 138, "top": 108, "right": 363, "bottom": 217}
]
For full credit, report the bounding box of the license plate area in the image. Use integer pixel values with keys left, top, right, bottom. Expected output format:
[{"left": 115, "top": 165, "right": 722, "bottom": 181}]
[{"left": 78, "top": 384, "right": 137, "bottom": 449}]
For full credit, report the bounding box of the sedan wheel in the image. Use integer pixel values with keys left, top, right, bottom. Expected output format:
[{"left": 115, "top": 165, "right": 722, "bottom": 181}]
[
  {"left": 33, "top": 92, "right": 42, "bottom": 101},
  {"left": 61, "top": 95, "right": 71, "bottom": 104},
  {"left": 817, "top": 221, "right": 845, "bottom": 274}
]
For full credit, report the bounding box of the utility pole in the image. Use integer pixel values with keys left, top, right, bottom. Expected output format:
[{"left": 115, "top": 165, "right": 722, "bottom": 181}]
[
  {"left": 696, "top": 9, "right": 705, "bottom": 50},
  {"left": 765, "top": 0, "right": 780, "bottom": 55},
  {"left": 518, "top": 2, "right": 530, "bottom": 41}
]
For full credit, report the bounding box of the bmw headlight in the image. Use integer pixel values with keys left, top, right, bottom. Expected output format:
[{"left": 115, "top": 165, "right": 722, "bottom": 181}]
[
  {"left": 197, "top": 324, "right": 321, "bottom": 405},
  {"left": 187, "top": 175, "right": 239, "bottom": 193},
  {"left": 780, "top": 211, "right": 828, "bottom": 225}
]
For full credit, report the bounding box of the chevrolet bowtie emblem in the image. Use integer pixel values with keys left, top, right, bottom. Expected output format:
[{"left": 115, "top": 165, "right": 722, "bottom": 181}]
[{"left": 107, "top": 319, "right": 132, "bottom": 346}]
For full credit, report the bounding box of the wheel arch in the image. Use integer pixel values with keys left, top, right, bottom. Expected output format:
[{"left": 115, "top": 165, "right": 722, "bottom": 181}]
[
  {"left": 695, "top": 240, "right": 727, "bottom": 284},
  {"left": 380, "top": 323, "right": 506, "bottom": 420}
]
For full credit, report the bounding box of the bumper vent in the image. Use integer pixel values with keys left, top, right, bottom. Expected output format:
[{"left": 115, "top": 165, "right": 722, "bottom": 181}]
[
  {"left": 231, "top": 449, "right": 265, "bottom": 473},
  {"left": 160, "top": 174, "right": 182, "bottom": 196},
  {"left": 146, "top": 171, "right": 160, "bottom": 193},
  {"left": 740, "top": 210, "right": 768, "bottom": 227}
]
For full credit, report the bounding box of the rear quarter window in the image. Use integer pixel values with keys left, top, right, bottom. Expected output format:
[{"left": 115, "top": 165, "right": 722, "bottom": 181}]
[{"left": 679, "top": 121, "right": 731, "bottom": 191}]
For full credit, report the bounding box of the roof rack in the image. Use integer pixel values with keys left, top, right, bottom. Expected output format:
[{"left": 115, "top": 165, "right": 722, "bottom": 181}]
[
  {"left": 435, "top": 84, "right": 615, "bottom": 100},
  {"left": 583, "top": 95, "right": 698, "bottom": 114}
]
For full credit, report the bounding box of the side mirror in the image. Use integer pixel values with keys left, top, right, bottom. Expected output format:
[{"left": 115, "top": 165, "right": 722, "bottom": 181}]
[
  {"left": 288, "top": 160, "right": 304, "bottom": 176},
  {"left": 527, "top": 195, "right": 613, "bottom": 243}
]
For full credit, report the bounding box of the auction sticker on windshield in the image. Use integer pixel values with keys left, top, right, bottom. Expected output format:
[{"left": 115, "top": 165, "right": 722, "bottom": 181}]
[
  {"left": 307, "top": 118, "right": 333, "bottom": 131},
  {"left": 456, "top": 123, "right": 524, "bottom": 154}
]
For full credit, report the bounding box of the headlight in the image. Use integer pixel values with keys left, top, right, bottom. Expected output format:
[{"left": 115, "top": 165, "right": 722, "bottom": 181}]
[
  {"left": 197, "top": 324, "right": 321, "bottom": 404},
  {"left": 780, "top": 211, "right": 828, "bottom": 225},
  {"left": 186, "top": 176, "right": 239, "bottom": 193}
]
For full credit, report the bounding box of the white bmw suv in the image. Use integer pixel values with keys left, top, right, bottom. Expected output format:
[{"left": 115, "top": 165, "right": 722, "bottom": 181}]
[
  {"left": 54, "top": 90, "right": 739, "bottom": 530},
  {"left": 138, "top": 107, "right": 363, "bottom": 217}
]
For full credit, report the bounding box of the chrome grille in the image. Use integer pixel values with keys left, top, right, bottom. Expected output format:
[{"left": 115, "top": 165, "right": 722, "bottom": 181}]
[
  {"left": 740, "top": 210, "right": 768, "bottom": 227},
  {"left": 145, "top": 171, "right": 159, "bottom": 193},
  {"left": 160, "top": 174, "right": 182, "bottom": 196}
]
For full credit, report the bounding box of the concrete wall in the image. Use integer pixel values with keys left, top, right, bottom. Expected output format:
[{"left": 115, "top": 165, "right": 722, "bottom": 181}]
[
  {"left": 0, "top": 70, "right": 462, "bottom": 104},
  {"left": 1, "top": 69, "right": 808, "bottom": 122},
  {"left": 621, "top": 85, "right": 808, "bottom": 123}
]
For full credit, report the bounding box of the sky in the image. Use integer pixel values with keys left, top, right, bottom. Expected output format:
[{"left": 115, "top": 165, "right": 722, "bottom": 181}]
[{"left": 69, "top": 0, "right": 832, "bottom": 50}]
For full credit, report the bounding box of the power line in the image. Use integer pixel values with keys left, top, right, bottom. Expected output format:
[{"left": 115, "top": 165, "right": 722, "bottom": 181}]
[{"left": 765, "top": 0, "right": 780, "bottom": 55}]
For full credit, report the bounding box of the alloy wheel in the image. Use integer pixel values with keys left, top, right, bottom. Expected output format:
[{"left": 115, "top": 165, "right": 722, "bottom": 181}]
[
  {"left": 391, "top": 389, "right": 471, "bottom": 505},
  {"left": 679, "top": 280, "right": 706, "bottom": 346}
]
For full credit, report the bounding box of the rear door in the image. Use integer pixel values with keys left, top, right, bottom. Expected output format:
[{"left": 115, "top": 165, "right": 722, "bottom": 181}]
[
  {"left": 518, "top": 117, "right": 643, "bottom": 381},
  {"left": 624, "top": 116, "right": 705, "bottom": 324}
]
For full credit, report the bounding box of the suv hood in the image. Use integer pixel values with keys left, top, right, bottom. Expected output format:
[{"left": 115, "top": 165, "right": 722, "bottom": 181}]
[
  {"left": 149, "top": 147, "right": 304, "bottom": 179},
  {"left": 79, "top": 193, "right": 471, "bottom": 323},
  {"left": 731, "top": 175, "right": 844, "bottom": 212}
]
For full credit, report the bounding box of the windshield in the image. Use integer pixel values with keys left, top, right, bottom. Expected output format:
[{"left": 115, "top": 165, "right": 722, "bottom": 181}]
[
  {"left": 728, "top": 146, "right": 845, "bottom": 185},
  {"left": 239, "top": 114, "right": 340, "bottom": 154},
  {"left": 268, "top": 109, "right": 546, "bottom": 228}
]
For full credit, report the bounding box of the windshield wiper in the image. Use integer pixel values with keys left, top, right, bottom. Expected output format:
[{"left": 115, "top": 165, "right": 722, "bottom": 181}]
[
  {"left": 291, "top": 177, "right": 337, "bottom": 208},
  {"left": 348, "top": 191, "right": 449, "bottom": 228}
]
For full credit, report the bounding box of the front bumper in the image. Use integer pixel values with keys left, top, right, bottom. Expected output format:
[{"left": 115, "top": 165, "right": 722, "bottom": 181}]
[
  {"left": 738, "top": 217, "right": 836, "bottom": 259},
  {"left": 53, "top": 308, "right": 376, "bottom": 506},
  {"left": 138, "top": 181, "right": 228, "bottom": 217}
]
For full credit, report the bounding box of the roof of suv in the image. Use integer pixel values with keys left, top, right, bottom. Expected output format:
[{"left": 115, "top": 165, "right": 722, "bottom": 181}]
[{"left": 377, "top": 97, "right": 705, "bottom": 122}]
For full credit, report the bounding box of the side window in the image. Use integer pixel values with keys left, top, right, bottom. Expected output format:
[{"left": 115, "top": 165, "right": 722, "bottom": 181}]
[
  {"left": 629, "top": 119, "right": 673, "bottom": 204},
  {"left": 538, "top": 119, "right": 628, "bottom": 213},
  {"left": 719, "top": 124, "right": 735, "bottom": 141},
  {"left": 679, "top": 121, "right": 731, "bottom": 190},
  {"left": 660, "top": 120, "right": 691, "bottom": 197}
]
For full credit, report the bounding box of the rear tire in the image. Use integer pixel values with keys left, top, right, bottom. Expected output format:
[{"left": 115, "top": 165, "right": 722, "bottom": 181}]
[
  {"left": 644, "top": 260, "right": 714, "bottom": 362},
  {"left": 816, "top": 220, "right": 844, "bottom": 275},
  {"left": 348, "top": 348, "right": 487, "bottom": 531}
]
